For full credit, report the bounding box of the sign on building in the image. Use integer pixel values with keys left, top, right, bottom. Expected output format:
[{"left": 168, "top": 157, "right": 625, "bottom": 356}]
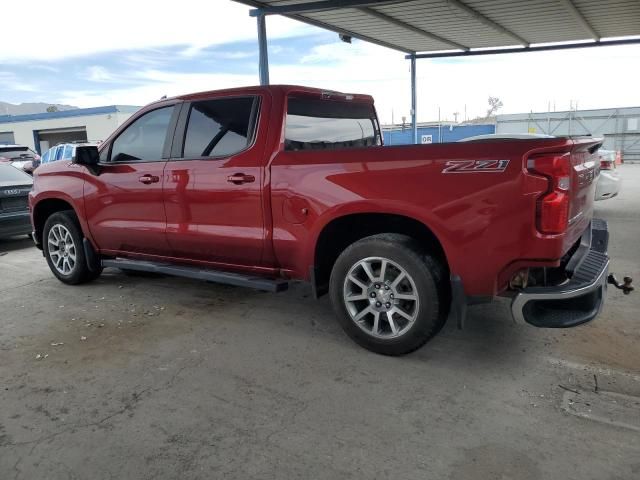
[{"left": 421, "top": 134, "right": 433, "bottom": 144}]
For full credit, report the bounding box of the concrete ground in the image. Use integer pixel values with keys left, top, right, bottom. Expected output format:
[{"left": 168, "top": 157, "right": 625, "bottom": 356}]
[{"left": 1, "top": 166, "right": 639, "bottom": 480}]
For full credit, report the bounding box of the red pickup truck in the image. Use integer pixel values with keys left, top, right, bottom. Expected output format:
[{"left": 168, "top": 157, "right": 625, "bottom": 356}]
[{"left": 29, "top": 85, "right": 621, "bottom": 355}]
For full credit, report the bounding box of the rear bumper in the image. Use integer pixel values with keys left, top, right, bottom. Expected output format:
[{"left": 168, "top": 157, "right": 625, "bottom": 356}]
[
  {"left": 595, "top": 170, "right": 621, "bottom": 201},
  {"left": 0, "top": 211, "right": 32, "bottom": 238},
  {"left": 511, "top": 219, "right": 609, "bottom": 327}
]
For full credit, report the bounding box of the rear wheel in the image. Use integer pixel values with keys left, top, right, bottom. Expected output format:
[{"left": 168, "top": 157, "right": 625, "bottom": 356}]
[
  {"left": 43, "top": 211, "right": 102, "bottom": 284},
  {"left": 329, "top": 234, "right": 449, "bottom": 356}
]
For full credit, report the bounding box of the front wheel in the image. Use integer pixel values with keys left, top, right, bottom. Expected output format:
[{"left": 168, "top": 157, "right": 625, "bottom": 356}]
[
  {"left": 43, "top": 211, "right": 102, "bottom": 285},
  {"left": 329, "top": 234, "right": 449, "bottom": 356}
]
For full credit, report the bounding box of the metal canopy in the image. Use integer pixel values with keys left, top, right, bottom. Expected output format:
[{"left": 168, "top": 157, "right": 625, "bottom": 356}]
[{"left": 232, "top": 0, "right": 640, "bottom": 142}]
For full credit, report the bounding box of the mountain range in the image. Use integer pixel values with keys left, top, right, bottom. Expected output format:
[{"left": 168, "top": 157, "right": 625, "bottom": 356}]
[{"left": 0, "top": 101, "right": 78, "bottom": 116}]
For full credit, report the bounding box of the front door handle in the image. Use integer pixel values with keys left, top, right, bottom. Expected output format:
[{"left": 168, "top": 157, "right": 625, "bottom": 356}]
[
  {"left": 227, "top": 173, "right": 255, "bottom": 185},
  {"left": 138, "top": 175, "right": 160, "bottom": 184}
]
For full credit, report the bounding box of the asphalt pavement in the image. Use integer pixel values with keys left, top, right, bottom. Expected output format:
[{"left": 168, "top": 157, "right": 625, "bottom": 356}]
[{"left": 1, "top": 165, "right": 639, "bottom": 479}]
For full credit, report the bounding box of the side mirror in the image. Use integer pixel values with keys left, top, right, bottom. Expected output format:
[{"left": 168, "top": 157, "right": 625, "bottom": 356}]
[
  {"left": 72, "top": 145, "right": 100, "bottom": 166},
  {"left": 72, "top": 145, "right": 101, "bottom": 175}
]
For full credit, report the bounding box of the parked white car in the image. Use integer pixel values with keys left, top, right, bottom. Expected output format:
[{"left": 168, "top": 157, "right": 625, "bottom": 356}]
[{"left": 595, "top": 149, "right": 621, "bottom": 201}]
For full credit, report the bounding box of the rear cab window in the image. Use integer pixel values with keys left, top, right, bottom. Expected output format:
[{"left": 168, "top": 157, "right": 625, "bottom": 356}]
[{"left": 285, "top": 95, "right": 381, "bottom": 151}]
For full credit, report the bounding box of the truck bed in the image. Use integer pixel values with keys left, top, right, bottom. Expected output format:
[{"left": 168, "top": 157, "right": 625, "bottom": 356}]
[{"left": 270, "top": 136, "right": 602, "bottom": 297}]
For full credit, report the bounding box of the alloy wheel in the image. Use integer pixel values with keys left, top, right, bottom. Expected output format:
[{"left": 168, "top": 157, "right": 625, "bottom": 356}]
[
  {"left": 343, "top": 256, "right": 420, "bottom": 339},
  {"left": 47, "top": 224, "right": 77, "bottom": 275}
]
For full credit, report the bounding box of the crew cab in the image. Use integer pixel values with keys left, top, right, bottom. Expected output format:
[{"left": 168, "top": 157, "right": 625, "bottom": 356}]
[{"left": 29, "top": 85, "right": 627, "bottom": 355}]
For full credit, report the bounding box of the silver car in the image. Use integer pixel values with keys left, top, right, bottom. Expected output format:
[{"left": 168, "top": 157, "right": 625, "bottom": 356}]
[{"left": 595, "top": 149, "right": 622, "bottom": 201}]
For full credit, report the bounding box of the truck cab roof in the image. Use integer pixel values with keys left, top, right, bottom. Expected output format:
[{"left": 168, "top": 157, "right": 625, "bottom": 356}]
[{"left": 163, "top": 85, "right": 374, "bottom": 105}]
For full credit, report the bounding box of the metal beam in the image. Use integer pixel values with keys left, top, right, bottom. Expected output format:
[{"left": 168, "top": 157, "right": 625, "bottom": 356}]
[
  {"left": 407, "top": 37, "right": 640, "bottom": 59},
  {"left": 249, "top": 0, "right": 406, "bottom": 16},
  {"left": 445, "top": 0, "right": 530, "bottom": 47},
  {"left": 359, "top": 7, "right": 469, "bottom": 51},
  {"left": 287, "top": 15, "right": 415, "bottom": 54},
  {"left": 410, "top": 54, "right": 417, "bottom": 145},
  {"left": 257, "top": 14, "right": 269, "bottom": 85},
  {"left": 236, "top": 0, "right": 415, "bottom": 53},
  {"left": 559, "top": 0, "right": 600, "bottom": 41}
]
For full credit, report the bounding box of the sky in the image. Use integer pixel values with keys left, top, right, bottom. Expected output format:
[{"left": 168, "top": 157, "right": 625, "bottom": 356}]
[{"left": 1, "top": 0, "right": 640, "bottom": 123}]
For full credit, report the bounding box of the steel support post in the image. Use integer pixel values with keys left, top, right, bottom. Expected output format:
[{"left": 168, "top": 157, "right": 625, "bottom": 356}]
[
  {"left": 410, "top": 54, "right": 417, "bottom": 144},
  {"left": 257, "top": 14, "right": 270, "bottom": 85}
]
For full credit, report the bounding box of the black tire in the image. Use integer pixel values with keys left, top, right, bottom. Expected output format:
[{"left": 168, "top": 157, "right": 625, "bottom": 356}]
[
  {"left": 43, "top": 210, "right": 102, "bottom": 285},
  {"left": 329, "top": 233, "right": 449, "bottom": 356}
]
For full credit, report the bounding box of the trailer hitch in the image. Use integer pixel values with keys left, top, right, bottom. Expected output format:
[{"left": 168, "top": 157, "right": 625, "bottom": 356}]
[{"left": 607, "top": 274, "right": 634, "bottom": 295}]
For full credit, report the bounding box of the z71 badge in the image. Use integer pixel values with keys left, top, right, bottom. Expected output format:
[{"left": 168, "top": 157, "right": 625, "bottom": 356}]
[{"left": 442, "top": 159, "right": 510, "bottom": 173}]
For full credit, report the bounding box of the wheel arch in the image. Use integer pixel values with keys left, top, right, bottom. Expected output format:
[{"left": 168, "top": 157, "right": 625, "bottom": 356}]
[
  {"left": 312, "top": 212, "right": 449, "bottom": 298},
  {"left": 32, "top": 198, "right": 81, "bottom": 247}
]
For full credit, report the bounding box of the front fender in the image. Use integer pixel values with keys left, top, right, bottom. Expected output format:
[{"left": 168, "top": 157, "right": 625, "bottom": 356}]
[{"left": 30, "top": 165, "right": 93, "bottom": 247}]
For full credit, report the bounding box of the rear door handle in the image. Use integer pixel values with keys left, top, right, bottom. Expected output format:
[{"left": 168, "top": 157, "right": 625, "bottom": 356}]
[
  {"left": 138, "top": 175, "right": 160, "bottom": 184},
  {"left": 227, "top": 173, "right": 255, "bottom": 185}
]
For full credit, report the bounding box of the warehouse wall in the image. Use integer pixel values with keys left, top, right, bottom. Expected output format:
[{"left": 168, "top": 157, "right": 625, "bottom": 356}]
[
  {"left": 496, "top": 107, "right": 640, "bottom": 162},
  {"left": 382, "top": 124, "right": 495, "bottom": 145},
  {"left": 0, "top": 107, "right": 138, "bottom": 153},
  {"left": 9, "top": 114, "right": 124, "bottom": 152}
]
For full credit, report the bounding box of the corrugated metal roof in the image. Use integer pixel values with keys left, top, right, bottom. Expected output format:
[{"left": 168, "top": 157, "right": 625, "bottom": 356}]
[{"left": 233, "top": 0, "right": 640, "bottom": 54}]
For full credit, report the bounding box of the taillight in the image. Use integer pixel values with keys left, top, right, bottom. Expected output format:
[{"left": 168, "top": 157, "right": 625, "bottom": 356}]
[
  {"left": 600, "top": 159, "right": 614, "bottom": 170},
  {"left": 599, "top": 153, "right": 615, "bottom": 170},
  {"left": 527, "top": 153, "right": 571, "bottom": 235}
]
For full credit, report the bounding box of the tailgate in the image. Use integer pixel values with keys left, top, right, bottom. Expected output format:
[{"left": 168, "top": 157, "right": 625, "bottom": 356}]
[{"left": 565, "top": 139, "right": 601, "bottom": 249}]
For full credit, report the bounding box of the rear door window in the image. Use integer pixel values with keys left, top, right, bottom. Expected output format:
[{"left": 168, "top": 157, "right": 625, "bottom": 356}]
[
  {"left": 182, "top": 97, "right": 258, "bottom": 158},
  {"left": 110, "top": 106, "right": 174, "bottom": 162},
  {"left": 285, "top": 96, "right": 380, "bottom": 151}
]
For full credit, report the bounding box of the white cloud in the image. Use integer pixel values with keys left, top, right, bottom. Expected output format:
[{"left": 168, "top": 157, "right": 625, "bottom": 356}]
[
  {"left": 273, "top": 41, "right": 640, "bottom": 123},
  {"left": 55, "top": 40, "right": 640, "bottom": 125},
  {"left": 86, "top": 66, "right": 114, "bottom": 82},
  {"left": 0, "top": 72, "right": 39, "bottom": 93},
  {"left": 58, "top": 71, "right": 257, "bottom": 107},
  {"left": 0, "top": 0, "right": 308, "bottom": 62},
  {"left": 9, "top": 0, "right": 639, "bottom": 124}
]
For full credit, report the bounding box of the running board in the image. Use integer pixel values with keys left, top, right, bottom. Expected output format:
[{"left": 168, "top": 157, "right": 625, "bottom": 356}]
[{"left": 101, "top": 258, "right": 289, "bottom": 292}]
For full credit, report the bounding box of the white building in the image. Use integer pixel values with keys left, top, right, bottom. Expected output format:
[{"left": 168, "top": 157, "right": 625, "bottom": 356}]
[{"left": 0, "top": 105, "right": 140, "bottom": 153}]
